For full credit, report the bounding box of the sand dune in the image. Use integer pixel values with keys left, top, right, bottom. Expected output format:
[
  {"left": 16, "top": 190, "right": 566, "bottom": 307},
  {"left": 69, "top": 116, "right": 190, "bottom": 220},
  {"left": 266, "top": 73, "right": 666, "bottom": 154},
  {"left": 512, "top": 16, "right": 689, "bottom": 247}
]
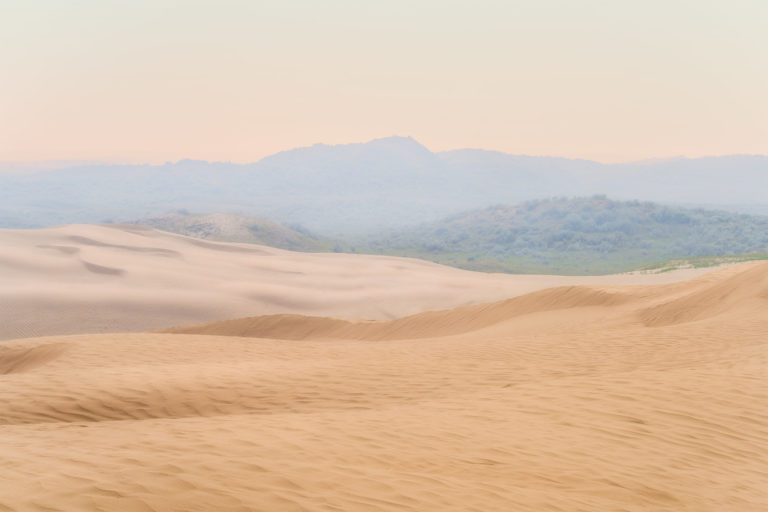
[
  {"left": 1, "top": 262, "right": 766, "bottom": 511},
  {"left": 639, "top": 260, "right": 768, "bottom": 326},
  {"left": 0, "top": 223, "right": 725, "bottom": 341},
  {"left": 162, "top": 262, "right": 768, "bottom": 341},
  {"left": 160, "top": 286, "right": 636, "bottom": 340}
]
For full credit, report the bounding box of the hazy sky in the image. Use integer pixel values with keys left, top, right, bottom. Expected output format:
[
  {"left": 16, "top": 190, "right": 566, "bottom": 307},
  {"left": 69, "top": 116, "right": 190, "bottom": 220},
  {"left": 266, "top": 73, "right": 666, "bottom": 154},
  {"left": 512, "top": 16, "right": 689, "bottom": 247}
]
[{"left": 1, "top": 0, "right": 766, "bottom": 164}]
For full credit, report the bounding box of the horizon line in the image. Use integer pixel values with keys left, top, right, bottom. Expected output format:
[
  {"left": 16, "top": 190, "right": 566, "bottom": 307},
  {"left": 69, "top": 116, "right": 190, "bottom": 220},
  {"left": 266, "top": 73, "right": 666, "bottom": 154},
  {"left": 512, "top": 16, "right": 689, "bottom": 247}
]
[{"left": 1, "top": 135, "right": 766, "bottom": 171}]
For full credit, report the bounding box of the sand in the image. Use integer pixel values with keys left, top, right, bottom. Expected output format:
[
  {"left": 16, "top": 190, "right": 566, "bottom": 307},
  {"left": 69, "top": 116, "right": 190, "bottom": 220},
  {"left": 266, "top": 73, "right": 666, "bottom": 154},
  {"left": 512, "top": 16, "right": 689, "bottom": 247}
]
[
  {"left": 0, "top": 223, "right": 731, "bottom": 340},
  {"left": 1, "top": 260, "right": 766, "bottom": 511}
]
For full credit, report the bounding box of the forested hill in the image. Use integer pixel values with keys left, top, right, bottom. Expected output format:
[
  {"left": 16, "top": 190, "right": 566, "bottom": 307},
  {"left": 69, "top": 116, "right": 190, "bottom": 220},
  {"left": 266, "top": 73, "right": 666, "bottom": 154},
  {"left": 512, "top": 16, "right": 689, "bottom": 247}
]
[
  {"left": 134, "top": 212, "right": 331, "bottom": 252},
  {"left": 355, "top": 197, "right": 768, "bottom": 274}
]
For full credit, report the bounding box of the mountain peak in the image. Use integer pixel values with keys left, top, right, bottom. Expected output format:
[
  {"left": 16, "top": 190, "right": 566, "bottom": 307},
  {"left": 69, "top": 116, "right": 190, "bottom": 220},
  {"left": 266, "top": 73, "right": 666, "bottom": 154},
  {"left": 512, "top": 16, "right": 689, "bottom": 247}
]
[
  {"left": 367, "top": 135, "right": 419, "bottom": 144},
  {"left": 258, "top": 135, "right": 434, "bottom": 167},
  {"left": 364, "top": 135, "right": 432, "bottom": 154}
]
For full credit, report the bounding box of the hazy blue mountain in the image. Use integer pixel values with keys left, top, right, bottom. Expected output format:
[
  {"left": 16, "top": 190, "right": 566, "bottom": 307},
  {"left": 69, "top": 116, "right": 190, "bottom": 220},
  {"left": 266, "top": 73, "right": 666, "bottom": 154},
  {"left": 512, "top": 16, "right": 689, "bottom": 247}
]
[
  {"left": 1, "top": 137, "right": 766, "bottom": 232},
  {"left": 437, "top": 151, "right": 768, "bottom": 205}
]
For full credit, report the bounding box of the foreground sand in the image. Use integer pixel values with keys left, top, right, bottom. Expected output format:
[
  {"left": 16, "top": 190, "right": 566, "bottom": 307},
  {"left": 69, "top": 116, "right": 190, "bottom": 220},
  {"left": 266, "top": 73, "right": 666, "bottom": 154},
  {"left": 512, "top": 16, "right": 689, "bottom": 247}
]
[
  {"left": 0, "top": 223, "right": 732, "bottom": 340},
  {"left": 2, "top": 262, "right": 766, "bottom": 511}
]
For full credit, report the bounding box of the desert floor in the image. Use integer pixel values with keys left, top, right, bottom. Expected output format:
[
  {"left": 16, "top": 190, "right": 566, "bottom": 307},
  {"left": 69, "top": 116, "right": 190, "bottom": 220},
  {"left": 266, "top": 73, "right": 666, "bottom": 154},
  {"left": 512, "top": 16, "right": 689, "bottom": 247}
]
[{"left": 1, "top": 240, "right": 766, "bottom": 510}]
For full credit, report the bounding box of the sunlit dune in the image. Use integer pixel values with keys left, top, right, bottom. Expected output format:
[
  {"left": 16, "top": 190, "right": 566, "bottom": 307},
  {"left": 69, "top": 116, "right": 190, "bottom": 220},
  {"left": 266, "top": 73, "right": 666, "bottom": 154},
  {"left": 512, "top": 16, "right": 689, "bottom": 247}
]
[{"left": 1, "top": 261, "right": 766, "bottom": 511}]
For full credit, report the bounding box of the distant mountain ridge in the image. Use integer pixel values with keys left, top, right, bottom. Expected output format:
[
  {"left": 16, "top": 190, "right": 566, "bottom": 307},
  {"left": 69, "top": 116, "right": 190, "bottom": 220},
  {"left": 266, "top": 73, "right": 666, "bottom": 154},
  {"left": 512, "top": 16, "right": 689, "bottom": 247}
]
[{"left": 1, "top": 136, "right": 766, "bottom": 232}]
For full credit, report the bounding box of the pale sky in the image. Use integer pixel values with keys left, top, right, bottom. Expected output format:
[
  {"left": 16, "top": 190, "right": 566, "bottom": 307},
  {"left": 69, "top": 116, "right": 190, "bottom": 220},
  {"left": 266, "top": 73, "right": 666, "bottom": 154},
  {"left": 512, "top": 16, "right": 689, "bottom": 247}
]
[{"left": 1, "top": 0, "right": 766, "bottom": 164}]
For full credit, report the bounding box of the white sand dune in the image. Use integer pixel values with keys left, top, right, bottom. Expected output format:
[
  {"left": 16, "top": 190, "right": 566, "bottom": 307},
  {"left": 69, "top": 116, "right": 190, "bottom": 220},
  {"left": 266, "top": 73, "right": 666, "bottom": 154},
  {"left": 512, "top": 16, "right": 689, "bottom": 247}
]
[
  {"left": 1, "top": 261, "right": 766, "bottom": 511},
  {"left": 0, "top": 223, "right": 723, "bottom": 341}
]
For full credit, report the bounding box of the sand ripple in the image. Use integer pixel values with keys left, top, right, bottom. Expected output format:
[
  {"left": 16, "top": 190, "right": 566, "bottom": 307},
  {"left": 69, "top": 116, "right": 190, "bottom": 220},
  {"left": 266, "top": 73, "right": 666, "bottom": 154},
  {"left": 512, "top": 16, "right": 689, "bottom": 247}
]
[{"left": 1, "top": 263, "right": 766, "bottom": 510}]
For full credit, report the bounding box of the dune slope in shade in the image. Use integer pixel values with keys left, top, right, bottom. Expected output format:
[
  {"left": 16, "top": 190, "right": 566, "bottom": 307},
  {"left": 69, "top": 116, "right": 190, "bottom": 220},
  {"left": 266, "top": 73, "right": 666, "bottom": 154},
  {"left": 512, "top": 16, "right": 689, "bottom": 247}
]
[
  {"left": 1, "top": 262, "right": 767, "bottom": 511},
  {"left": 0, "top": 224, "right": 736, "bottom": 341},
  {"left": 161, "top": 286, "right": 636, "bottom": 340}
]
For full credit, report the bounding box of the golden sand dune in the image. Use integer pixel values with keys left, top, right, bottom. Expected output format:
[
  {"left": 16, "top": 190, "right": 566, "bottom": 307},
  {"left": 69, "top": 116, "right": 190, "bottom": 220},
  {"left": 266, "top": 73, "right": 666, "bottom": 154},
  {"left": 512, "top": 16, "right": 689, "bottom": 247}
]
[
  {"left": 0, "top": 224, "right": 735, "bottom": 341},
  {"left": 639, "top": 260, "right": 768, "bottom": 326},
  {"left": 1, "top": 262, "right": 766, "bottom": 511}
]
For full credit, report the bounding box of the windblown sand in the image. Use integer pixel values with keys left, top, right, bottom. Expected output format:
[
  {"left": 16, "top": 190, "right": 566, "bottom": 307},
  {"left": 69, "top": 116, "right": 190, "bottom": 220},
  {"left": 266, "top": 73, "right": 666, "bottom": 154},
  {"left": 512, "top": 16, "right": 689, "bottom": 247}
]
[
  {"left": 1, "top": 261, "right": 766, "bottom": 511},
  {"left": 0, "top": 223, "right": 731, "bottom": 340}
]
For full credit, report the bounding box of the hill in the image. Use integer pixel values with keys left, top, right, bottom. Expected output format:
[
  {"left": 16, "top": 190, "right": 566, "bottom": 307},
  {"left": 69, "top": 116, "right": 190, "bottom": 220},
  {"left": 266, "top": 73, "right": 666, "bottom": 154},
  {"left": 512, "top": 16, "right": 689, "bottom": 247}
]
[
  {"left": 133, "top": 211, "right": 330, "bottom": 252},
  {"left": 1, "top": 136, "right": 766, "bottom": 232},
  {"left": 355, "top": 197, "right": 768, "bottom": 274}
]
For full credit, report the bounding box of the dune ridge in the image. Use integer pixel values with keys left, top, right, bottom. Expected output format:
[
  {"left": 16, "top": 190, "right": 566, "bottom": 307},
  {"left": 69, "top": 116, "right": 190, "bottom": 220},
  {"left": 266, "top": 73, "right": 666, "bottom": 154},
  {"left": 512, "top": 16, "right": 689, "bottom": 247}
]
[
  {"left": 161, "top": 286, "right": 636, "bottom": 340},
  {"left": 0, "top": 223, "right": 728, "bottom": 341},
  {"left": 639, "top": 261, "right": 768, "bottom": 326},
  {"left": 162, "top": 263, "right": 768, "bottom": 341},
  {"left": 1, "top": 262, "right": 766, "bottom": 511}
]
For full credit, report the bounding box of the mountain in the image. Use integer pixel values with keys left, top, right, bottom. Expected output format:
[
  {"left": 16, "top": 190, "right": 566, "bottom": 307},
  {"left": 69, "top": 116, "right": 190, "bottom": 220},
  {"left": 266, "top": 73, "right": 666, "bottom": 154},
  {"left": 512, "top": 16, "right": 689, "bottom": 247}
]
[
  {"left": 133, "top": 212, "right": 331, "bottom": 252},
  {"left": 354, "top": 197, "right": 768, "bottom": 275},
  {"left": 437, "top": 150, "right": 768, "bottom": 206},
  {"left": 1, "top": 136, "right": 766, "bottom": 232}
]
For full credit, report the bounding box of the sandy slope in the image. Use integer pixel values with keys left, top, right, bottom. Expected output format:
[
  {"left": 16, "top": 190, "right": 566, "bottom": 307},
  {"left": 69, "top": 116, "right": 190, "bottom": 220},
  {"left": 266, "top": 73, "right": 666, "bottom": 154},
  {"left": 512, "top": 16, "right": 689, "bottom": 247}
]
[
  {"left": 1, "top": 262, "right": 766, "bottom": 511},
  {"left": 0, "top": 224, "right": 729, "bottom": 341}
]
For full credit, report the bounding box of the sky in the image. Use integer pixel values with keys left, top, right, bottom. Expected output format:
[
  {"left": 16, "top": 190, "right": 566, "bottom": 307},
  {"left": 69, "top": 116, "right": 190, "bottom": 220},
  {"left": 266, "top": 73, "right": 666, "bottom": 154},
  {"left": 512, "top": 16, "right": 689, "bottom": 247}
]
[{"left": 1, "top": 0, "right": 766, "bottom": 164}]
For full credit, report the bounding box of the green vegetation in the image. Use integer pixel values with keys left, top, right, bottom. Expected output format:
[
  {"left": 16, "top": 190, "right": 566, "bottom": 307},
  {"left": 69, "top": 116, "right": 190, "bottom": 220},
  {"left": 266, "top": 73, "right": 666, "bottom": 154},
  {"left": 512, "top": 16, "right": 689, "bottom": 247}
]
[
  {"left": 135, "top": 198, "right": 768, "bottom": 275},
  {"left": 634, "top": 253, "right": 768, "bottom": 274},
  {"left": 352, "top": 197, "right": 768, "bottom": 275},
  {"left": 135, "top": 212, "right": 332, "bottom": 252}
]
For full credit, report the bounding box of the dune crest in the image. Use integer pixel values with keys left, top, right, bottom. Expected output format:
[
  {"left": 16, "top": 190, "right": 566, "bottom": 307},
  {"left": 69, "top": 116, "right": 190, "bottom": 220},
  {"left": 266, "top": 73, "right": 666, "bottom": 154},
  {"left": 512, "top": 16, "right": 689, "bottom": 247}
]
[
  {"left": 163, "top": 263, "right": 768, "bottom": 340},
  {"left": 639, "top": 261, "right": 768, "bottom": 326},
  {"left": 161, "top": 286, "right": 636, "bottom": 340}
]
